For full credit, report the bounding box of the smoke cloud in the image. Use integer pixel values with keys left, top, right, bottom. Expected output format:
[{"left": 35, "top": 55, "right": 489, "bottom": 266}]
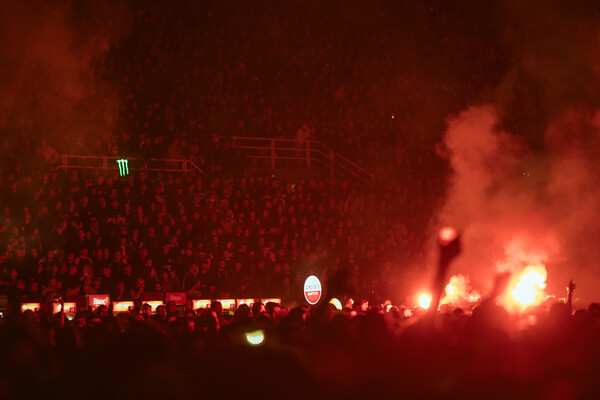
[
  {"left": 435, "top": 106, "right": 556, "bottom": 293},
  {"left": 430, "top": 1, "right": 600, "bottom": 304},
  {"left": 436, "top": 104, "right": 600, "bottom": 303}
]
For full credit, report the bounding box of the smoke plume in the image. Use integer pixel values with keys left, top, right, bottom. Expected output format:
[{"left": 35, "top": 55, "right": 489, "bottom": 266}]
[
  {"left": 431, "top": 1, "right": 600, "bottom": 304},
  {"left": 435, "top": 106, "right": 600, "bottom": 303}
]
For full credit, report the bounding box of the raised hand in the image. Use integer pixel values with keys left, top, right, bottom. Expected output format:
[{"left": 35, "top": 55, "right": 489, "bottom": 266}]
[{"left": 567, "top": 280, "right": 576, "bottom": 294}]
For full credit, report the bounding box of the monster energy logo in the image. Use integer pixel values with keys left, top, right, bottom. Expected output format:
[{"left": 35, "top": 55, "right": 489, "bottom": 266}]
[{"left": 117, "top": 159, "right": 129, "bottom": 176}]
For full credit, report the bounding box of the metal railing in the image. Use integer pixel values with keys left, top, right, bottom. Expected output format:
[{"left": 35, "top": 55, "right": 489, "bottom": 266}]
[
  {"left": 57, "top": 137, "right": 373, "bottom": 185},
  {"left": 57, "top": 155, "right": 208, "bottom": 179},
  {"left": 220, "top": 136, "right": 374, "bottom": 185}
]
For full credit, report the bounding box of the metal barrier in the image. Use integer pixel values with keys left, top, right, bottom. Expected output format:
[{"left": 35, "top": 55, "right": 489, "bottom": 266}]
[
  {"left": 220, "top": 136, "right": 374, "bottom": 185},
  {"left": 57, "top": 155, "right": 208, "bottom": 179}
]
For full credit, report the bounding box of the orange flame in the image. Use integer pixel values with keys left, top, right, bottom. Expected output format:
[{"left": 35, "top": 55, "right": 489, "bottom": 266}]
[
  {"left": 440, "top": 274, "right": 481, "bottom": 306},
  {"left": 417, "top": 293, "right": 432, "bottom": 309},
  {"left": 500, "top": 265, "right": 547, "bottom": 312}
]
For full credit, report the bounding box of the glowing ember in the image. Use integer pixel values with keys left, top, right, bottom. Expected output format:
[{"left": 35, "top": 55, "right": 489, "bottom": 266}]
[
  {"left": 501, "top": 265, "right": 547, "bottom": 311},
  {"left": 418, "top": 293, "right": 432, "bottom": 309}
]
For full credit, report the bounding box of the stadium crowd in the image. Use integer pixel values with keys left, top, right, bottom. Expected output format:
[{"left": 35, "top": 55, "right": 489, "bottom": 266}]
[
  {"left": 3, "top": 1, "right": 598, "bottom": 399},
  {"left": 1, "top": 1, "right": 475, "bottom": 305},
  {"left": 3, "top": 293, "right": 600, "bottom": 399},
  {"left": 0, "top": 147, "right": 424, "bottom": 304},
  {"left": 2, "top": 144, "right": 599, "bottom": 399}
]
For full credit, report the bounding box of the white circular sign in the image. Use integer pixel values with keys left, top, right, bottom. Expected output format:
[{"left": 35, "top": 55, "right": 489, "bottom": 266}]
[{"left": 303, "top": 275, "right": 322, "bottom": 305}]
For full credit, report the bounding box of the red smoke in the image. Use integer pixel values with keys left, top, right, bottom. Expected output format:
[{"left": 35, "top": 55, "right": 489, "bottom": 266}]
[{"left": 434, "top": 105, "right": 600, "bottom": 304}]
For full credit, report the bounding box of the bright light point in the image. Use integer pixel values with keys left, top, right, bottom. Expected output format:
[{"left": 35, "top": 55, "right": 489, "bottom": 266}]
[
  {"left": 418, "top": 294, "right": 431, "bottom": 309},
  {"left": 510, "top": 267, "right": 546, "bottom": 307},
  {"left": 245, "top": 330, "right": 265, "bottom": 346},
  {"left": 329, "top": 298, "right": 342, "bottom": 310},
  {"left": 500, "top": 265, "right": 548, "bottom": 312},
  {"left": 439, "top": 227, "right": 457, "bottom": 243},
  {"left": 440, "top": 274, "right": 480, "bottom": 306}
]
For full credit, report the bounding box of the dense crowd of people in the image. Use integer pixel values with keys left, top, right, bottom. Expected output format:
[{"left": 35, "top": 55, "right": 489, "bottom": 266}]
[
  {"left": 2, "top": 2, "right": 471, "bottom": 305},
  {"left": 2, "top": 295, "right": 600, "bottom": 399},
  {"left": 2, "top": 148, "right": 599, "bottom": 399},
  {"left": 3, "top": 1, "right": 599, "bottom": 398},
  {"left": 0, "top": 149, "right": 426, "bottom": 304}
]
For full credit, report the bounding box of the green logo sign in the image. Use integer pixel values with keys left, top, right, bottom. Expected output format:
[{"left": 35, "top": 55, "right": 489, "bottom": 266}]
[{"left": 117, "top": 159, "right": 129, "bottom": 176}]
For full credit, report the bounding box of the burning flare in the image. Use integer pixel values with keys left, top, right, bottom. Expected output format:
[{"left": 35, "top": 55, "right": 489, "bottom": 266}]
[
  {"left": 417, "top": 293, "right": 432, "bottom": 309},
  {"left": 501, "top": 265, "right": 547, "bottom": 311},
  {"left": 440, "top": 274, "right": 481, "bottom": 306}
]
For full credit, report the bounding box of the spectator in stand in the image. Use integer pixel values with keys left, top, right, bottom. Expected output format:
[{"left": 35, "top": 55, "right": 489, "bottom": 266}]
[
  {"left": 112, "top": 281, "right": 128, "bottom": 301},
  {"left": 130, "top": 277, "right": 145, "bottom": 300},
  {"left": 162, "top": 269, "right": 181, "bottom": 292},
  {"left": 79, "top": 275, "right": 96, "bottom": 295},
  {"left": 182, "top": 263, "right": 200, "bottom": 293}
]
